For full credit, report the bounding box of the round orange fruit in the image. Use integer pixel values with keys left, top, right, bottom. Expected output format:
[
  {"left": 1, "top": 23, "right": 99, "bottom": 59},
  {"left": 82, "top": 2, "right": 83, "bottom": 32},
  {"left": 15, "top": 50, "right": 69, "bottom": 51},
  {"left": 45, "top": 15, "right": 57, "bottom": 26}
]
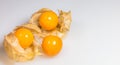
[
  {"left": 39, "top": 11, "right": 58, "bottom": 30},
  {"left": 14, "top": 28, "right": 34, "bottom": 48},
  {"left": 42, "top": 35, "right": 62, "bottom": 56}
]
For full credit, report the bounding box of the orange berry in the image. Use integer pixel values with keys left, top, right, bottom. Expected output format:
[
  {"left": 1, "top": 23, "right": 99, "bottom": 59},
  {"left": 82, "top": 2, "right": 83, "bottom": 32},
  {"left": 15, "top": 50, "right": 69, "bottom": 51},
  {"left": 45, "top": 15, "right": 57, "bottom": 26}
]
[
  {"left": 39, "top": 11, "right": 58, "bottom": 30},
  {"left": 42, "top": 35, "right": 62, "bottom": 56},
  {"left": 14, "top": 28, "right": 34, "bottom": 48}
]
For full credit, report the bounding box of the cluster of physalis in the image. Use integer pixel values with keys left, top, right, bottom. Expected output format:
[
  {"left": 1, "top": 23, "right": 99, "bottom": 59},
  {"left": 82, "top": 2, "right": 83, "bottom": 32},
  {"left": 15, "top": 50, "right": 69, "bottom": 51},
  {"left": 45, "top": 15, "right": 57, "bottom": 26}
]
[{"left": 4, "top": 8, "right": 72, "bottom": 61}]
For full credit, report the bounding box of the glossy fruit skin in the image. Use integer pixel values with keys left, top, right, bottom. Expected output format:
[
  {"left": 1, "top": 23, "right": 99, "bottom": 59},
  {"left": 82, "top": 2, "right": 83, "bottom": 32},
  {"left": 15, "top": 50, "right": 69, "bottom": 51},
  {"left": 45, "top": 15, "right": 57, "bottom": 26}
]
[
  {"left": 42, "top": 35, "right": 62, "bottom": 56},
  {"left": 39, "top": 11, "right": 58, "bottom": 30},
  {"left": 14, "top": 28, "right": 34, "bottom": 48}
]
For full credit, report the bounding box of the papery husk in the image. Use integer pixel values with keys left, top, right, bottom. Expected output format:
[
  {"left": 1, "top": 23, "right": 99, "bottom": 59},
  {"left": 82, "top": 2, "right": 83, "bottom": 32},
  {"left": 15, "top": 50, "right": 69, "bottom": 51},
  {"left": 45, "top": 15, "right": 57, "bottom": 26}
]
[{"left": 4, "top": 33, "right": 34, "bottom": 62}]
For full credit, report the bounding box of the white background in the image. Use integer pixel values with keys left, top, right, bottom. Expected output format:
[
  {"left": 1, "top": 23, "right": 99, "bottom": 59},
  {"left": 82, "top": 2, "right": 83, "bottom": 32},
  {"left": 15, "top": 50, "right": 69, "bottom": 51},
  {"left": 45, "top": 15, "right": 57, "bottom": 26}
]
[{"left": 0, "top": 0, "right": 120, "bottom": 65}]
